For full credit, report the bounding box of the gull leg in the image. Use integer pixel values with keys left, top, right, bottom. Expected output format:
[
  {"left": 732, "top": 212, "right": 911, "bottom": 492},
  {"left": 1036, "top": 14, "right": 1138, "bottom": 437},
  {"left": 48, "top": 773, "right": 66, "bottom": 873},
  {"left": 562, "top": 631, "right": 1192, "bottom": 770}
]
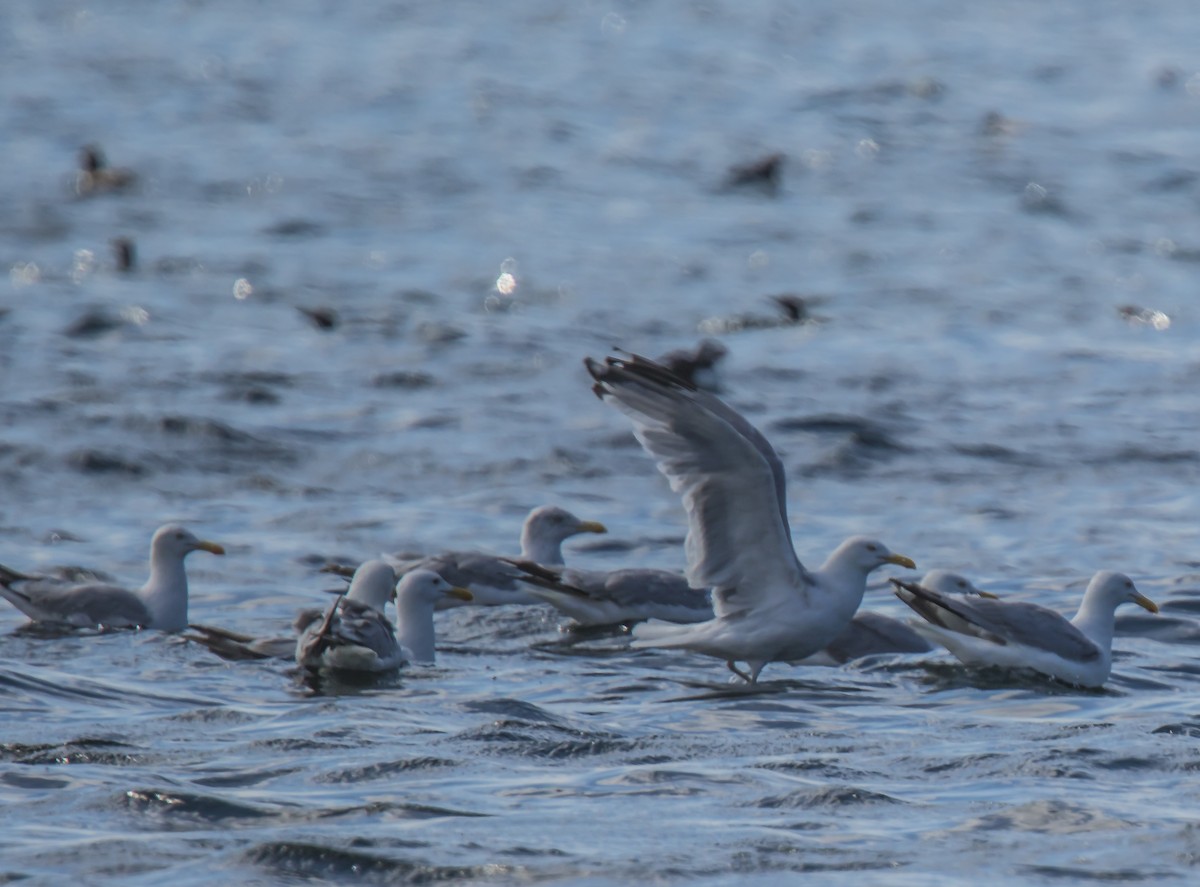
[{"left": 726, "top": 660, "right": 754, "bottom": 683}]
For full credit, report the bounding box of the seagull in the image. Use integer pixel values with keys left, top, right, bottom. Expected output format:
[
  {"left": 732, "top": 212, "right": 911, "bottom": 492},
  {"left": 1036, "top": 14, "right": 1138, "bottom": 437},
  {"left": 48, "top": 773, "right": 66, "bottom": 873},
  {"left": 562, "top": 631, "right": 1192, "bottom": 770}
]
[
  {"left": 0, "top": 524, "right": 224, "bottom": 632},
  {"left": 385, "top": 505, "right": 607, "bottom": 607},
  {"left": 506, "top": 560, "right": 712, "bottom": 627},
  {"left": 584, "top": 352, "right": 915, "bottom": 683},
  {"left": 891, "top": 570, "right": 1158, "bottom": 687},
  {"left": 801, "top": 570, "right": 996, "bottom": 665},
  {"left": 296, "top": 564, "right": 472, "bottom": 672}
]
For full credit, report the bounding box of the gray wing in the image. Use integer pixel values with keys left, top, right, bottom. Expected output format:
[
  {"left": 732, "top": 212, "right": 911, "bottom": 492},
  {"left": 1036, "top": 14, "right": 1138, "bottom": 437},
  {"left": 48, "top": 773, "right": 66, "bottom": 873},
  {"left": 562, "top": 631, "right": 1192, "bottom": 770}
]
[
  {"left": 507, "top": 560, "right": 711, "bottom": 624},
  {"left": 393, "top": 552, "right": 523, "bottom": 591},
  {"left": 822, "top": 611, "right": 934, "bottom": 662},
  {"left": 0, "top": 578, "right": 150, "bottom": 628},
  {"left": 893, "top": 580, "right": 1100, "bottom": 663},
  {"left": 296, "top": 597, "right": 403, "bottom": 669},
  {"left": 569, "top": 568, "right": 709, "bottom": 612},
  {"left": 326, "top": 598, "right": 401, "bottom": 657},
  {"left": 585, "top": 354, "right": 807, "bottom": 613}
]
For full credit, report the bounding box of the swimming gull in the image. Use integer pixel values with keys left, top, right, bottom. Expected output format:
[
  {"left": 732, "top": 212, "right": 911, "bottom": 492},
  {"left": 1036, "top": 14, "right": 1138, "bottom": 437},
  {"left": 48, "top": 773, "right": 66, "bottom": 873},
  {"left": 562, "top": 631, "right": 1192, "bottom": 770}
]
[
  {"left": 0, "top": 524, "right": 224, "bottom": 632},
  {"left": 385, "top": 505, "right": 607, "bottom": 607},
  {"left": 891, "top": 570, "right": 1158, "bottom": 687},
  {"left": 296, "top": 563, "right": 472, "bottom": 672},
  {"left": 801, "top": 570, "right": 996, "bottom": 665},
  {"left": 584, "top": 352, "right": 915, "bottom": 683},
  {"left": 506, "top": 560, "right": 712, "bottom": 627}
]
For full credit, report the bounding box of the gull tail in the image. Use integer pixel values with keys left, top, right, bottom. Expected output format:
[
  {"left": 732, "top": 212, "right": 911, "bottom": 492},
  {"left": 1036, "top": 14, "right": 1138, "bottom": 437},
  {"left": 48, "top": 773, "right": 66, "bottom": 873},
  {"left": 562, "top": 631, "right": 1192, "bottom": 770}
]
[
  {"left": 185, "top": 624, "right": 294, "bottom": 661},
  {"left": 630, "top": 618, "right": 700, "bottom": 649},
  {"left": 504, "top": 559, "right": 588, "bottom": 599},
  {"left": 890, "top": 578, "right": 1001, "bottom": 644},
  {"left": 295, "top": 594, "right": 344, "bottom": 668}
]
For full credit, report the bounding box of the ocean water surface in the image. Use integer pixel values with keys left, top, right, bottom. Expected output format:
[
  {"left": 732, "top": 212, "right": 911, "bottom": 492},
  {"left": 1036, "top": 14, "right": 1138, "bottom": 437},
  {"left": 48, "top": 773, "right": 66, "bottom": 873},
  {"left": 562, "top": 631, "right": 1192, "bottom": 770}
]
[{"left": 3, "top": 1, "right": 1200, "bottom": 883}]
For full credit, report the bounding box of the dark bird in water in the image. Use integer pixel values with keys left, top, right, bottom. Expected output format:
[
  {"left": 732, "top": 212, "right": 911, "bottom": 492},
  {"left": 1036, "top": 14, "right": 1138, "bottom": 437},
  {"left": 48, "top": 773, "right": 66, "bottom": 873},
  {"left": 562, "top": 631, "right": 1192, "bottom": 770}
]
[
  {"left": 112, "top": 237, "right": 136, "bottom": 272},
  {"left": 75, "top": 145, "right": 138, "bottom": 197},
  {"left": 656, "top": 338, "right": 728, "bottom": 391},
  {"left": 297, "top": 306, "right": 339, "bottom": 330},
  {"left": 724, "top": 152, "right": 786, "bottom": 196}
]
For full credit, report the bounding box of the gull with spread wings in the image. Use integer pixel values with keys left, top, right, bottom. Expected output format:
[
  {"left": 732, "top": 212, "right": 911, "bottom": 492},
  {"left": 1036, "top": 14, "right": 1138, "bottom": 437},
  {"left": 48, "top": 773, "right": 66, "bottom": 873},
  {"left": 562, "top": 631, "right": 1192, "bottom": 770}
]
[{"left": 584, "top": 353, "right": 915, "bottom": 683}]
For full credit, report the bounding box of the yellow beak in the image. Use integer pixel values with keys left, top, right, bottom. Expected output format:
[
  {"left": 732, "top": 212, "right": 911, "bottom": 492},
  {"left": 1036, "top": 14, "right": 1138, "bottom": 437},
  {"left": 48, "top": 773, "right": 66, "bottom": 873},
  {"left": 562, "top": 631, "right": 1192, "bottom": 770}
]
[
  {"left": 195, "top": 541, "right": 225, "bottom": 556},
  {"left": 885, "top": 553, "right": 917, "bottom": 570},
  {"left": 445, "top": 587, "right": 473, "bottom": 602},
  {"left": 578, "top": 521, "right": 608, "bottom": 535},
  {"left": 1133, "top": 592, "right": 1159, "bottom": 614}
]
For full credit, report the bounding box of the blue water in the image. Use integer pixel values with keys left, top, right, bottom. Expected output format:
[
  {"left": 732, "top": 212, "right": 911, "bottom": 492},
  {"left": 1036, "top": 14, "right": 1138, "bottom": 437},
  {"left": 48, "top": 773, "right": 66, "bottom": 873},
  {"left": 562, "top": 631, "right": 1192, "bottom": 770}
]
[{"left": 3, "top": 1, "right": 1200, "bottom": 883}]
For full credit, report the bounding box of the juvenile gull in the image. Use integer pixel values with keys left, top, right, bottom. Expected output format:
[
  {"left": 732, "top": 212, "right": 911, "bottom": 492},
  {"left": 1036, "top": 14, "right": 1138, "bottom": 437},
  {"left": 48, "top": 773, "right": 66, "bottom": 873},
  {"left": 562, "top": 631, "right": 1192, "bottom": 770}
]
[
  {"left": 386, "top": 505, "right": 607, "bottom": 607},
  {"left": 0, "top": 524, "right": 224, "bottom": 632},
  {"left": 506, "top": 560, "right": 711, "bottom": 627},
  {"left": 584, "top": 353, "right": 915, "bottom": 683},
  {"left": 891, "top": 570, "right": 1158, "bottom": 687},
  {"left": 296, "top": 563, "right": 471, "bottom": 672}
]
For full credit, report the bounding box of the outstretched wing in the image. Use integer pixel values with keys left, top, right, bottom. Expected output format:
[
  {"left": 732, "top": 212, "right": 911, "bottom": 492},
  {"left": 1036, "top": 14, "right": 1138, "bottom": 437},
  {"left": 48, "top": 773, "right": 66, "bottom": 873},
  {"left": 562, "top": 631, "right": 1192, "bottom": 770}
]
[{"left": 585, "top": 354, "right": 808, "bottom": 614}]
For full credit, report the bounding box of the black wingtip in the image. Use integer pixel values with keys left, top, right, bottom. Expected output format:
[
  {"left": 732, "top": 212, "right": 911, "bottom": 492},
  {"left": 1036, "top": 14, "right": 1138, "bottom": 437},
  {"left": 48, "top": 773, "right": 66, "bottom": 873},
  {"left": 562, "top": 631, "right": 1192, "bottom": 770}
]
[{"left": 583, "top": 351, "right": 698, "bottom": 396}]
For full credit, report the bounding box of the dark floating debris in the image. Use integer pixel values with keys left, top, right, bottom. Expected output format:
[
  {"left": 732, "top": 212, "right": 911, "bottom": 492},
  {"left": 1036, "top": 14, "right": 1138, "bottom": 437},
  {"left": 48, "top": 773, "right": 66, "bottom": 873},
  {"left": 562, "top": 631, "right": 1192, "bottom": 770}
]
[
  {"left": 63, "top": 307, "right": 126, "bottom": 338},
  {"left": 656, "top": 338, "right": 728, "bottom": 391},
  {"left": 266, "top": 218, "right": 326, "bottom": 238},
  {"left": 979, "top": 110, "right": 1026, "bottom": 137},
  {"left": 75, "top": 144, "right": 137, "bottom": 197},
  {"left": 372, "top": 370, "right": 436, "bottom": 390},
  {"left": 1155, "top": 67, "right": 1181, "bottom": 89},
  {"left": 68, "top": 448, "right": 149, "bottom": 477},
  {"left": 699, "top": 293, "right": 824, "bottom": 335},
  {"left": 416, "top": 320, "right": 468, "bottom": 345},
  {"left": 297, "top": 306, "right": 339, "bottom": 330},
  {"left": 772, "top": 413, "right": 906, "bottom": 452},
  {"left": 723, "top": 152, "right": 786, "bottom": 196},
  {"left": 112, "top": 237, "right": 136, "bottom": 272}
]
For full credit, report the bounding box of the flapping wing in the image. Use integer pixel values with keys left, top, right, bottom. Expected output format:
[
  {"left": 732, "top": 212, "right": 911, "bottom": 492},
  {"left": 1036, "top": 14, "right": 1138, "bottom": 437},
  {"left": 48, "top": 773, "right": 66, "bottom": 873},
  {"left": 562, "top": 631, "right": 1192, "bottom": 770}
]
[
  {"left": 892, "top": 580, "right": 1100, "bottom": 663},
  {"left": 585, "top": 354, "right": 807, "bottom": 611}
]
